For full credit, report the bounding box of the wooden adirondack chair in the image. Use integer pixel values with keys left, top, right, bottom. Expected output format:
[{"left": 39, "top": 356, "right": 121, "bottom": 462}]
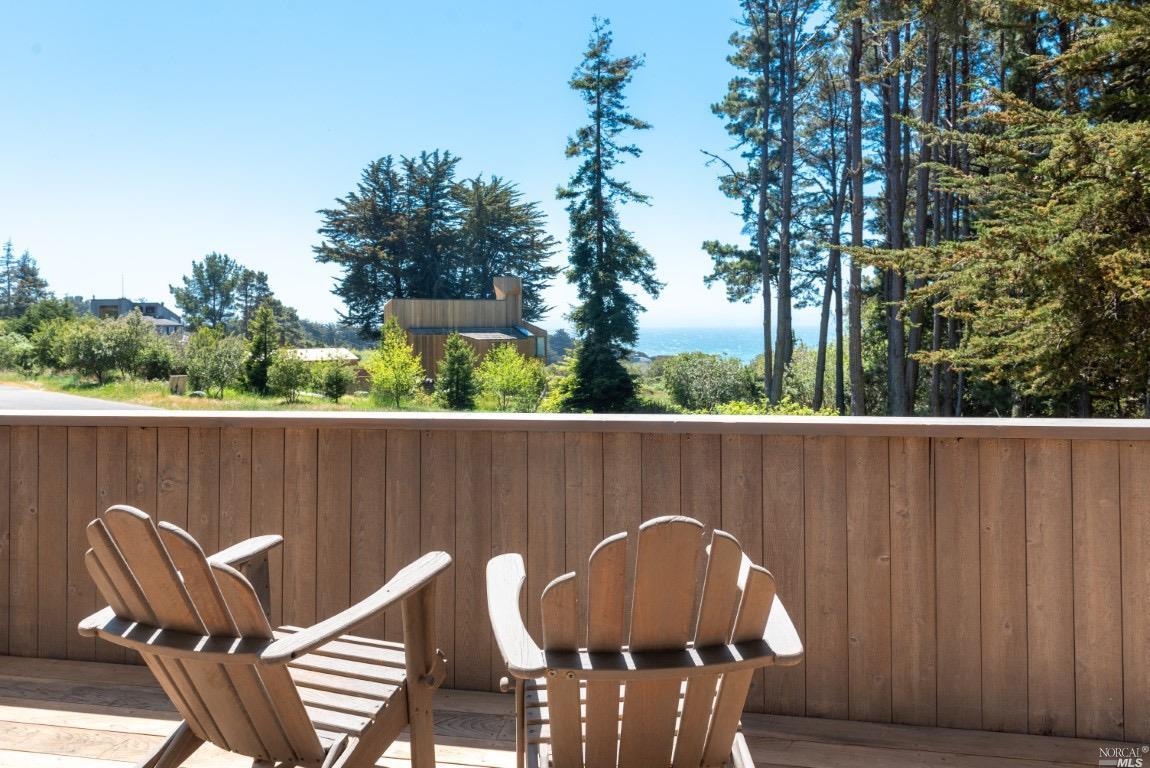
[
  {"left": 487, "top": 515, "right": 803, "bottom": 768},
  {"left": 77, "top": 504, "right": 452, "bottom": 768}
]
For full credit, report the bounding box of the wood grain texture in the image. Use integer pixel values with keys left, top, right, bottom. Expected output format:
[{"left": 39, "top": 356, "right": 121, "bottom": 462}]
[
  {"left": 187, "top": 427, "right": 220, "bottom": 553},
  {"left": 283, "top": 428, "right": 317, "bottom": 628},
  {"left": 455, "top": 430, "right": 492, "bottom": 691},
  {"left": 10, "top": 425, "right": 39, "bottom": 657},
  {"left": 525, "top": 432, "right": 564, "bottom": 644},
  {"left": 1070, "top": 440, "right": 1123, "bottom": 740},
  {"left": 316, "top": 428, "right": 351, "bottom": 621},
  {"left": 888, "top": 436, "right": 935, "bottom": 726},
  {"left": 125, "top": 428, "right": 157, "bottom": 516},
  {"left": 1025, "top": 439, "right": 1075, "bottom": 737},
  {"left": 763, "top": 434, "right": 805, "bottom": 716},
  {"left": 845, "top": 436, "right": 891, "bottom": 723},
  {"left": 934, "top": 436, "right": 981, "bottom": 729},
  {"left": 93, "top": 427, "right": 126, "bottom": 663},
  {"left": 218, "top": 428, "right": 251, "bottom": 550},
  {"left": 421, "top": 429, "right": 456, "bottom": 688},
  {"left": 65, "top": 427, "right": 96, "bottom": 661},
  {"left": 250, "top": 428, "right": 285, "bottom": 627},
  {"left": 977, "top": 438, "right": 1026, "bottom": 733},
  {"left": 722, "top": 432, "right": 765, "bottom": 711},
  {"left": 349, "top": 428, "right": 387, "bottom": 640},
  {"left": 1119, "top": 441, "right": 1150, "bottom": 744},
  {"left": 384, "top": 430, "right": 420, "bottom": 644},
  {"left": 489, "top": 430, "right": 527, "bottom": 690},
  {"left": 640, "top": 432, "right": 680, "bottom": 521},
  {"left": 803, "top": 435, "right": 847, "bottom": 719},
  {"left": 563, "top": 431, "right": 602, "bottom": 630},
  {"left": 156, "top": 428, "right": 188, "bottom": 531},
  {"left": 37, "top": 427, "right": 68, "bottom": 659},
  {"left": 0, "top": 427, "right": 8, "bottom": 656}
]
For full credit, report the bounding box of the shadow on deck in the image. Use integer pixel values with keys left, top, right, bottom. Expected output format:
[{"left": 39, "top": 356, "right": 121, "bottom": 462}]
[{"left": 0, "top": 656, "right": 1134, "bottom": 767}]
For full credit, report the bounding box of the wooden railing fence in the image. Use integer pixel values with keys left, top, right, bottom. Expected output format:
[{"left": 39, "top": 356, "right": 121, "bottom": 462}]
[{"left": 0, "top": 411, "right": 1145, "bottom": 743}]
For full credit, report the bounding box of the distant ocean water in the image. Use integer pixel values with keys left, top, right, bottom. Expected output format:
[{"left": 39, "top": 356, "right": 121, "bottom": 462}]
[{"left": 634, "top": 326, "right": 821, "bottom": 362}]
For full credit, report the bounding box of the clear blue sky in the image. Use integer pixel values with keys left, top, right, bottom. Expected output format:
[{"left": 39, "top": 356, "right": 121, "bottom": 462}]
[{"left": 1, "top": 1, "right": 822, "bottom": 332}]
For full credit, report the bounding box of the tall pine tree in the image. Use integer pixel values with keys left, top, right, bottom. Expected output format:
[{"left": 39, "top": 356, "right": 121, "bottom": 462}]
[{"left": 560, "top": 18, "right": 662, "bottom": 412}]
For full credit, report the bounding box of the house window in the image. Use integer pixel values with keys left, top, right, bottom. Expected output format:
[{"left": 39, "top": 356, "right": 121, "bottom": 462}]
[{"left": 536, "top": 336, "right": 546, "bottom": 358}]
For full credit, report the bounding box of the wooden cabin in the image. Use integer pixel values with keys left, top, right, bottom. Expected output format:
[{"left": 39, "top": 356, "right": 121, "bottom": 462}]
[{"left": 383, "top": 276, "right": 548, "bottom": 375}]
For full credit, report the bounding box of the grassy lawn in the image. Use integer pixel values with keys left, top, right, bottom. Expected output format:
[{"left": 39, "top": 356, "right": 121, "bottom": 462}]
[{"left": 0, "top": 372, "right": 447, "bottom": 412}]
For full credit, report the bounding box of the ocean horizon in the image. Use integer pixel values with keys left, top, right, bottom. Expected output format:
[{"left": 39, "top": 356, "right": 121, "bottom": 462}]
[{"left": 633, "top": 325, "right": 823, "bottom": 362}]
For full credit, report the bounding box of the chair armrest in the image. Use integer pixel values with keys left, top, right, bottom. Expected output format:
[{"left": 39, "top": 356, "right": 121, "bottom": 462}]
[
  {"left": 763, "top": 594, "right": 804, "bottom": 666},
  {"left": 486, "top": 553, "right": 546, "bottom": 678},
  {"left": 207, "top": 534, "right": 284, "bottom": 568},
  {"left": 261, "top": 551, "right": 451, "bottom": 664}
]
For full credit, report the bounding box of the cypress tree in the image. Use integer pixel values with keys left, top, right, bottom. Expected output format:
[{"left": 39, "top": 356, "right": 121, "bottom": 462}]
[
  {"left": 434, "top": 332, "right": 479, "bottom": 410},
  {"left": 245, "top": 302, "right": 279, "bottom": 395},
  {"left": 559, "top": 18, "right": 662, "bottom": 412}
]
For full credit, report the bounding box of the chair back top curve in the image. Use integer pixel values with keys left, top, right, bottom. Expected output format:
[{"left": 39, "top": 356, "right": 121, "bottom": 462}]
[
  {"left": 536, "top": 515, "right": 784, "bottom": 768},
  {"left": 85, "top": 505, "right": 324, "bottom": 765}
]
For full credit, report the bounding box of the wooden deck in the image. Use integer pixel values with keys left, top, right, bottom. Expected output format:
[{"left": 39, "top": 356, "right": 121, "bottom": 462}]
[{"left": 0, "top": 657, "right": 1138, "bottom": 767}]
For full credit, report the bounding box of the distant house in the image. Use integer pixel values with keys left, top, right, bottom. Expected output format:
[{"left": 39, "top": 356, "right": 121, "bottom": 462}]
[
  {"left": 383, "top": 276, "right": 547, "bottom": 375},
  {"left": 85, "top": 298, "right": 185, "bottom": 336},
  {"left": 283, "top": 347, "right": 360, "bottom": 364}
]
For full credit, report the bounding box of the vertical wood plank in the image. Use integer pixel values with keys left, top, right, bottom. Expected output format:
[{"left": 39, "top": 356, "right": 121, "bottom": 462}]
[
  {"left": 384, "top": 430, "right": 420, "bottom": 643},
  {"left": 526, "top": 431, "right": 565, "bottom": 643},
  {"left": 603, "top": 432, "right": 641, "bottom": 535},
  {"left": 10, "top": 426, "right": 37, "bottom": 657},
  {"left": 251, "top": 428, "right": 284, "bottom": 627},
  {"left": 455, "top": 430, "right": 492, "bottom": 691},
  {"left": 219, "top": 427, "right": 252, "bottom": 549},
  {"left": 187, "top": 427, "right": 220, "bottom": 553},
  {"left": 641, "top": 432, "right": 680, "bottom": 520},
  {"left": 421, "top": 429, "right": 455, "bottom": 688},
  {"left": 803, "top": 435, "right": 847, "bottom": 719},
  {"left": 37, "top": 426, "right": 67, "bottom": 659},
  {"left": 316, "top": 428, "right": 352, "bottom": 621},
  {"left": 66, "top": 428, "right": 97, "bottom": 660},
  {"left": 564, "top": 431, "right": 602, "bottom": 630},
  {"left": 94, "top": 426, "right": 125, "bottom": 663},
  {"left": 490, "top": 430, "right": 527, "bottom": 690},
  {"left": 156, "top": 428, "right": 188, "bottom": 531},
  {"left": 681, "top": 433, "right": 721, "bottom": 530},
  {"left": 845, "top": 436, "right": 892, "bottom": 723},
  {"left": 978, "top": 438, "right": 1027, "bottom": 733},
  {"left": 125, "top": 427, "right": 157, "bottom": 515},
  {"left": 0, "top": 427, "right": 9, "bottom": 656},
  {"left": 1120, "top": 440, "right": 1150, "bottom": 743},
  {"left": 763, "top": 434, "right": 805, "bottom": 716},
  {"left": 889, "top": 436, "right": 936, "bottom": 726},
  {"left": 721, "top": 432, "right": 765, "bottom": 711},
  {"left": 349, "top": 429, "right": 386, "bottom": 639},
  {"left": 935, "top": 436, "right": 982, "bottom": 729},
  {"left": 1071, "top": 440, "right": 1123, "bottom": 740},
  {"left": 1025, "top": 438, "right": 1075, "bottom": 737},
  {"left": 283, "top": 428, "right": 317, "bottom": 628}
]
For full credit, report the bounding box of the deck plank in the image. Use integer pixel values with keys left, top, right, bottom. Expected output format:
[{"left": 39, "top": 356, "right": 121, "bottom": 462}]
[{"left": 0, "top": 656, "right": 1141, "bottom": 768}]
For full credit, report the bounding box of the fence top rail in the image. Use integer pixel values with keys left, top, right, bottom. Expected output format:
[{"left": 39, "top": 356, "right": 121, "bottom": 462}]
[{"left": 0, "top": 409, "right": 1148, "bottom": 439}]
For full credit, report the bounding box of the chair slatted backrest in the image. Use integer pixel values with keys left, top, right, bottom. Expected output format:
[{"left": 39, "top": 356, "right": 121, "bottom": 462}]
[
  {"left": 538, "top": 516, "right": 776, "bottom": 768},
  {"left": 85, "top": 505, "right": 324, "bottom": 765}
]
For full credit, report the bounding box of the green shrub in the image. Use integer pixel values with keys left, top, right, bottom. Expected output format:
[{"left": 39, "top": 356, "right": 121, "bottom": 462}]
[
  {"left": 434, "top": 332, "right": 478, "bottom": 410},
  {"left": 267, "top": 351, "right": 312, "bottom": 403},
  {"left": 186, "top": 328, "right": 247, "bottom": 398},
  {"left": 61, "top": 319, "right": 118, "bottom": 384},
  {"left": 136, "top": 336, "right": 176, "bottom": 380},
  {"left": 478, "top": 343, "right": 546, "bottom": 411},
  {"left": 245, "top": 302, "right": 278, "bottom": 394},
  {"left": 0, "top": 332, "right": 35, "bottom": 373},
  {"left": 661, "top": 352, "right": 759, "bottom": 412},
  {"left": 317, "top": 361, "right": 355, "bottom": 402},
  {"left": 365, "top": 318, "right": 424, "bottom": 407}
]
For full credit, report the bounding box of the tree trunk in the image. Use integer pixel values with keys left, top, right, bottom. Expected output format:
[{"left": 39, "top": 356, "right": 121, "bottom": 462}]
[
  {"left": 906, "top": 24, "right": 939, "bottom": 411},
  {"left": 813, "top": 250, "right": 834, "bottom": 411},
  {"left": 770, "top": 8, "right": 795, "bottom": 405},
  {"left": 883, "top": 24, "right": 909, "bottom": 416},
  {"left": 756, "top": 3, "right": 774, "bottom": 398},
  {"left": 848, "top": 15, "right": 865, "bottom": 416}
]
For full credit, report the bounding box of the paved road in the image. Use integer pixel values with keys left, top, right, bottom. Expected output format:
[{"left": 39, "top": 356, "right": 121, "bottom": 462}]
[{"left": 0, "top": 384, "right": 153, "bottom": 410}]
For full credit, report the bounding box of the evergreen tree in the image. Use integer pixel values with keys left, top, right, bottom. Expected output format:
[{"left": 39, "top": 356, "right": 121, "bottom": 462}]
[
  {"left": 10, "top": 251, "right": 51, "bottom": 316},
  {"left": 171, "top": 252, "right": 243, "bottom": 330},
  {"left": 235, "top": 269, "right": 273, "bottom": 336},
  {"left": 0, "top": 241, "right": 15, "bottom": 317},
  {"left": 434, "top": 332, "right": 479, "bottom": 410},
  {"left": 315, "top": 153, "right": 560, "bottom": 338},
  {"left": 364, "top": 318, "right": 424, "bottom": 407},
  {"left": 560, "top": 18, "right": 662, "bottom": 412},
  {"left": 245, "top": 302, "right": 279, "bottom": 394}
]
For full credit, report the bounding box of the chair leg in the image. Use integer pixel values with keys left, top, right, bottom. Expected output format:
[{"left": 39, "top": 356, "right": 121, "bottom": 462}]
[
  {"left": 730, "top": 731, "right": 755, "bottom": 768},
  {"left": 138, "top": 721, "right": 203, "bottom": 768}
]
